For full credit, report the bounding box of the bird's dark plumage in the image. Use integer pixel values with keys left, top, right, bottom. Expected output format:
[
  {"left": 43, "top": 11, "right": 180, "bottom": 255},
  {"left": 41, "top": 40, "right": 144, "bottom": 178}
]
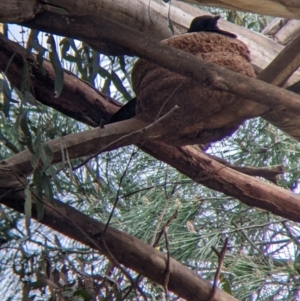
[
  {"left": 187, "top": 15, "right": 237, "bottom": 38},
  {"left": 109, "top": 15, "right": 236, "bottom": 124},
  {"left": 109, "top": 97, "right": 137, "bottom": 123}
]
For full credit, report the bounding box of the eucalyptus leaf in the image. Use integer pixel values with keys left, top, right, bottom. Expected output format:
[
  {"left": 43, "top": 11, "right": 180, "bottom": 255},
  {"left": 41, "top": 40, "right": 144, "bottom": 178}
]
[
  {"left": 26, "top": 29, "right": 47, "bottom": 72},
  {"left": 220, "top": 275, "right": 232, "bottom": 295},
  {"left": 43, "top": 175, "right": 54, "bottom": 202},
  {"left": 33, "top": 169, "right": 45, "bottom": 220},
  {"left": 111, "top": 71, "right": 131, "bottom": 100},
  {"left": 0, "top": 76, "right": 12, "bottom": 117},
  {"left": 24, "top": 184, "right": 32, "bottom": 236},
  {"left": 47, "top": 35, "right": 64, "bottom": 98},
  {"left": 19, "top": 110, "right": 34, "bottom": 153},
  {"left": 40, "top": 144, "right": 54, "bottom": 173}
]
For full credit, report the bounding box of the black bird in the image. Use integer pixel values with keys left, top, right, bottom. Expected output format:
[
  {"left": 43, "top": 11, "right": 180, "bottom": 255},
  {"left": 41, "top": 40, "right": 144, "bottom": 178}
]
[
  {"left": 109, "top": 15, "right": 236, "bottom": 124},
  {"left": 187, "top": 15, "right": 236, "bottom": 38}
]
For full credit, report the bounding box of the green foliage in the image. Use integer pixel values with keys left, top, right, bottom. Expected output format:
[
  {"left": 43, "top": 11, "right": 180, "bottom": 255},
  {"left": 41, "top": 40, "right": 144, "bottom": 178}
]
[{"left": 0, "top": 12, "right": 299, "bottom": 301}]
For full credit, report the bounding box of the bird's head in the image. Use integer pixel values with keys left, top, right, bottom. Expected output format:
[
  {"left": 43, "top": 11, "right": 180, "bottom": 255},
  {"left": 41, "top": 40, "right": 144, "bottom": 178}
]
[{"left": 187, "top": 15, "right": 237, "bottom": 38}]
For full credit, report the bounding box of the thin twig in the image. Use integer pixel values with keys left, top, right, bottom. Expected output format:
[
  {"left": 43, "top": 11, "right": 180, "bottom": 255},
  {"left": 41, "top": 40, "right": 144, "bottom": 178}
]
[
  {"left": 151, "top": 176, "right": 179, "bottom": 246},
  {"left": 123, "top": 208, "right": 178, "bottom": 300},
  {"left": 151, "top": 197, "right": 170, "bottom": 246},
  {"left": 208, "top": 238, "right": 229, "bottom": 301},
  {"left": 19, "top": 185, "right": 147, "bottom": 300},
  {"left": 72, "top": 104, "right": 179, "bottom": 171},
  {"left": 103, "top": 149, "right": 138, "bottom": 235},
  {"left": 163, "top": 227, "right": 171, "bottom": 301},
  {"left": 153, "top": 209, "right": 178, "bottom": 248}
]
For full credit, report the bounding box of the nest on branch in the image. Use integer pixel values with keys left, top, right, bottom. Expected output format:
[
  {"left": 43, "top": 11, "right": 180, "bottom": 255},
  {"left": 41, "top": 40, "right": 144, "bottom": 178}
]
[{"left": 132, "top": 32, "right": 264, "bottom": 146}]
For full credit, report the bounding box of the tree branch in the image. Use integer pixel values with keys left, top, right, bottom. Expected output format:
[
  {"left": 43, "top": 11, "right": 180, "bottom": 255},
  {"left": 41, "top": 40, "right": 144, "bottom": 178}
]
[
  {"left": 1, "top": 33, "right": 300, "bottom": 223},
  {"left": 0, "top": 189, "right": 237, "bottom": 301},
  {"left": 21, "top": 12, "right": 300, "bottom": 130},
  {"left": 142, "top": 141, "right": 300, "bottom": 223},
  {"left": 0, "top": 34, "right": 120, "bottom": 125}
]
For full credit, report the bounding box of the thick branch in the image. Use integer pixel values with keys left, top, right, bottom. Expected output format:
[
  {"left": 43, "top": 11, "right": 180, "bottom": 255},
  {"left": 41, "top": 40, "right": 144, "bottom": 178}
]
[
  {"left": 4, "top": 0, "right": 300, "bottom": 85},
  {"left": 1, "top": 32, "right": 300, "bottom": 223},
  {"left": 0, "top": 0, "right": 39, "bottom": 23},
  {"left": 0, "top": 34, "right": 120, "bottom": 125},
  {"left": 21, "top": 13, "right": 300, "bottom": 119},
  {"left": 143, "top": 142, "right": 300, "bottom": 222},
  {"left": 0, "top": 189, "right": 237, "bottom": 301},
  {"left": 207, "top": 154, "right": 283, "bottom": 183},
  {"left": 258, "top": 32, "right": 300, "bottom": 87},
  {"left": 3, "top": 117, "right": 149, "bottom": 185},
  {"left": 257, "top": 31, "right": 300, "bottom": 141}
]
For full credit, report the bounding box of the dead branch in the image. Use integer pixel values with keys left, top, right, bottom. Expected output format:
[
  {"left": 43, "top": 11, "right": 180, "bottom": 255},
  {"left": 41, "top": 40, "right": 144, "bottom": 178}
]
[{"left": 153, "top": 209, "right": 179, "bottom": 248}]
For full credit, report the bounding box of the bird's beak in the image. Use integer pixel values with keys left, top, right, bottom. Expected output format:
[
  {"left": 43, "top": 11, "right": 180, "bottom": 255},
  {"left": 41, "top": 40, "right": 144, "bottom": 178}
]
[{"left": 212, "top": 15, "right": 221, "bottom": 25}]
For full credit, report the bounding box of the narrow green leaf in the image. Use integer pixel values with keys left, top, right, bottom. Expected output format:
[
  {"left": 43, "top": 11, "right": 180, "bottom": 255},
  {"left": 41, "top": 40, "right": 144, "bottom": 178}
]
[
  {"left": 43, "top": 175, "right": 54, "bottom": 203},
  {"left": 19, "top": 110, "right": 34, "bottom": 153},
  {"left": 0, "top": 76, "right": 12, "bottom": 117},
  {"left": 26, "top": 29, "right": 47, "bottom": 72},
  {"left": 220, "top": 275, "right": 232, "bottom": 295},
  {"left": 33, "top": 169, "right": 44, "bottom": 220},
  {"left": 60, "top": 38, "right": 79, "bottom": 63},
  {"left": 47, "top": 166, "right": 62, "bottom": 194},
  {"left": 98, "top": 65, "right": 110, "bottom": 78},
  {"left": 111, "top": 71, "right": 131, "bottom": 100},
  {"left": 40, "top": 144, "right": 54, "bottom": 173},
  {"left": 24, "top": 184, "right": 32, "bottom": 236},
  {"left": 90, "top": 49, "right": 100, "bottom": 85},
  {"left": 0, "top": 132, "right": 19, "bottom": 154},
  {"left": 21, "top": 60, "right": 37, "bottom": 105},
  {"left": 47, "top": 35, "right": 64, "bottom": 98}
]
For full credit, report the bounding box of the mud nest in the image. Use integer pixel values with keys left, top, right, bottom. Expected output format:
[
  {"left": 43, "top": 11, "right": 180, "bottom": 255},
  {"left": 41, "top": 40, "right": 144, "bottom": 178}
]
[{"left": 132, "top": 32, "right": 264, "bottom": 145}]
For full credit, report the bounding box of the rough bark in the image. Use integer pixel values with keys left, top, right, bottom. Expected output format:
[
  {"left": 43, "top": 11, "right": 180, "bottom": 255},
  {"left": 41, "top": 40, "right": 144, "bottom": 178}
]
[
  {"left": 258, "top": 32, "right": 300, "bottom": 87},
  {"left": 0, "top": 2, "right": 299, "bottom": 299},
  {"left": 21, "top": 13, "right": 300, "bottom": 131},
  {"left": 142, "top": 142, "right": 300, "bottom": 223},
  {"left": 258, "top": 32, "right": 300, "bottom": 141},
  {"left": 0, "top": 0, "right": 39, "bottom": 22},
  {"left": 0, "top": 34, "right": 120, "bottom": 125},
  {"left": 0, "top": 189, "right": 237, "bottom": 301},
  {"left": 1, "top": 34, "right": 300, "bottom": 223},
  {"left": 2, "top": 0, "right": 299, "bottom": 85}
]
